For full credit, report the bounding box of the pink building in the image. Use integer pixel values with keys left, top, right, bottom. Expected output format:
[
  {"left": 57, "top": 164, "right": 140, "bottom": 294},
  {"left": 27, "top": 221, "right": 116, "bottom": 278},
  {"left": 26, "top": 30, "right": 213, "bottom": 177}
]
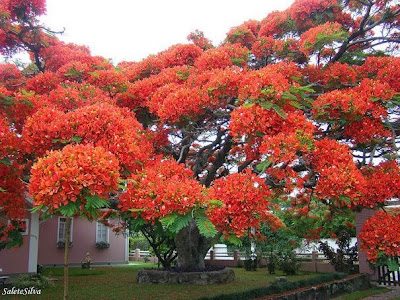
[
  {"left": 0, "top": 210, "right": 129, "bottom": 275},
  {"left": 355, "top": 208, "right": 378, "bottom": 280}
]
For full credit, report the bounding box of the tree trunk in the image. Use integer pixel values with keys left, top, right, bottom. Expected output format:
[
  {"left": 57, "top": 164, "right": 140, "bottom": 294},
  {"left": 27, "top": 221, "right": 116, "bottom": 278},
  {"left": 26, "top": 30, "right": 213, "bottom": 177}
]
[
  {"left": 63, "top": 217, "right": 71, "bottom": 300},
  {"left": 174, "top": 220, "right": 212, "bottom": 270}
]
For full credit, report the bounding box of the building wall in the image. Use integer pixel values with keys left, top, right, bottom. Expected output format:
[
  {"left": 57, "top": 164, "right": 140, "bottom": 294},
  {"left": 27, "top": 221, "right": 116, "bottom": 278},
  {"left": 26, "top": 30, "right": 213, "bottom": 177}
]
[
  {"left": 38, "top": 216, "right": 127, "bottom": 265},
  {"left": 355, "top": 208, "right": 378, "bottom": 280},
  {"left": 0, "top": 213, "right": 33, "bottom": 274}
]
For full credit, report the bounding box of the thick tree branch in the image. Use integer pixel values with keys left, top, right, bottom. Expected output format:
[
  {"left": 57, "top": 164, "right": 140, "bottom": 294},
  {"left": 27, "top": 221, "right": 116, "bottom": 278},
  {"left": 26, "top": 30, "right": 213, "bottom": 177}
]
[{"left": 200, "top": 135, "right": 232, "bottom": 187}]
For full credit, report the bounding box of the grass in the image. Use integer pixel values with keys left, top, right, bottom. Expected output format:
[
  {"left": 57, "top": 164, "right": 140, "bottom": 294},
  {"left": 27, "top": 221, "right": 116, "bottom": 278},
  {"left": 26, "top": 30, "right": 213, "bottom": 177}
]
[
  {"left": 44, "top": 268, "right": 105, "bottom": 277},
  {"left": 2, "top": 263, "right": 320, "bottom": 300},
  {"left": 2, "top": 264, "right": 388, "bottom": 300},
  {"left": 334, "top": 287, "right": 391, "bottom": 300}
]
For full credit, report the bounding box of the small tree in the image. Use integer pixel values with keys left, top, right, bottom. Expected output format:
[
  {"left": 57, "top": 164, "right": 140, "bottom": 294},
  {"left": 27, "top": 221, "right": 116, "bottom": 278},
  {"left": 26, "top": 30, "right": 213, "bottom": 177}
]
[
  {"left": 319, "top": 231, "right": 358, "bottom": 274},
  {"left": 29, "top": 144, "right": 120, "bottom": 300}
]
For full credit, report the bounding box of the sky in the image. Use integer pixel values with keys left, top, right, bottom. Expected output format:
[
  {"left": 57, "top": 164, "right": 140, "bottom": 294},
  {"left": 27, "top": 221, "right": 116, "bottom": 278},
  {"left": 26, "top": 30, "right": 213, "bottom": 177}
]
[{"left": 41, "top": 0, "right": 295, "bottom": 64}]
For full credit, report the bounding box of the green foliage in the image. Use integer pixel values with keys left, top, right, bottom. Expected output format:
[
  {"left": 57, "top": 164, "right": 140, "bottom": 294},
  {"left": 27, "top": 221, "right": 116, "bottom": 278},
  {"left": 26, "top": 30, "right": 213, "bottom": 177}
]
[
  {"left": 272, "top": 104, "right": 287, "bottom": 119},
  {"left": 84, "top": 195, "right": 109, "bottom": 218},
  {"left": 160, "top": 213, "right": 192, "bottom": 234},
  {"left": 318, "top": 230, "right": 358, "bottom": 274},
  {"left": 378, "top": 256, "right": 400, "bottom": 272},
  {"left": 58, "top": 201, "right": 80, "bottom": 217},
  {"left": 199, "top": 273, "right": 347, "bottom": 300},
  {"left": 127, "top": 216, "right": 146, "bottom": 232},
  {"left": 195, "top": 215, "right": 218, "bottom": 238},
  {"left": 278, "top": 251, "right": 300, "bottom": 275},
  {"left": 244, "top": 258, "right": 259, "bottom": 271},
  {"left": 0, "top": 157, "right": 11, "bottom": 165},
  {"left": 256, "top": 160, "right": 272, "bottom": 173},
  {"left": 160, "top": 214, "right": 178, "bottom": 228},
  {"left": 14, "top": 274, "right": 52, "bottom": 289},
  {"left": 278, "top": 200, "right": 356, "bottom": 239},
  {"left": 226, "top": 235, "right": 242, "bottom": 246},
  {"left": 129, "top": 232, "right": 151, "bottom": 251}
]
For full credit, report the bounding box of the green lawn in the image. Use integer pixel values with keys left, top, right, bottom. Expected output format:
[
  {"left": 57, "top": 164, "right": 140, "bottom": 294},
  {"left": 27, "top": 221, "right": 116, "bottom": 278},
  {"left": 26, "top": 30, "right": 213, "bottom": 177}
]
[
  {"left": 4, "top": 263, "right": 320, "bottom": 300},
  {"left": 333, "top": 287, "right": 391, "bottom": 300},
  {"left": 2, "top": 265, "right": 390, "bottom": 300}
]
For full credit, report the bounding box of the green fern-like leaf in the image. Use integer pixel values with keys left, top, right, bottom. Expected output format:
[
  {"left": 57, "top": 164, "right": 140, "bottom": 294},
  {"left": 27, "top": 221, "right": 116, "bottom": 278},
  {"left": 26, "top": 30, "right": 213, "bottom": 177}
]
[
  {"left": 160, "top": 214, "right": 178, "bottom": 228},
  {"left": 227, "top": 235, "right": 242, "bottom": 246},
  {"left": 85, "top": 195, "right": 109, "bottom": 210},
  {"left": 168, "top": 213, "right": 192, "bottom": 233},
  {"left": 58, "top": 202, "right": 80, "bottom": 217},
  {"left": 195, "top": 216, "right": 218, "bottom": 238},
  {"left": 129, "top": 217, "right": 145, "bottom": 231},
  {"left": 272, "top": 104, "right": 287, "bottom": 119}
]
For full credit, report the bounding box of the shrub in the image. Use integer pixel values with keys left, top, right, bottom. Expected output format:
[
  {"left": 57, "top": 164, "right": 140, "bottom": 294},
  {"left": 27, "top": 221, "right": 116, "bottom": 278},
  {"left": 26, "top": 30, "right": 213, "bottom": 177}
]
[
  {"left": 199, "top": 273, "right": 347, "bottom": 300},
  {"left": 129, "top": 236, "right": 150, "bottom": 251},
  {"left": 278, "top": 252, "right": 300, "bottom": 275},
  {"left": 318, "top": 230, "right": 358, "bottom": 273},
  {"left": 244, "top": 258, "right": 258, "bottom": 271},
  {"left": 14, "top": 274, "right": 52, "bottom": 289},
  {"left": 267, "top": 253, "right": 277, "bottom": 274}
]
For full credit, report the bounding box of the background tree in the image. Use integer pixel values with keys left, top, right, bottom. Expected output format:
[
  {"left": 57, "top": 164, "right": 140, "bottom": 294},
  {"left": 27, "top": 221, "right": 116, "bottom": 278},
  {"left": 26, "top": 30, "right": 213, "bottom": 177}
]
[{"left": 0, "top": 0, "right": 399, "bottom": 273}]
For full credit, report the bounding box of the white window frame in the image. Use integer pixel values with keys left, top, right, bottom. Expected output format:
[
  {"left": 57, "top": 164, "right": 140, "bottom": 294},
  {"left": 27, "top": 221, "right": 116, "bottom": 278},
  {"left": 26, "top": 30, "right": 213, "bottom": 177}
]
[
  {"left": 57, "top": 217, "right": 73, "bottom": 242},
  {"left": 96, "top": 221, "right": 109, "bottom": 244}
]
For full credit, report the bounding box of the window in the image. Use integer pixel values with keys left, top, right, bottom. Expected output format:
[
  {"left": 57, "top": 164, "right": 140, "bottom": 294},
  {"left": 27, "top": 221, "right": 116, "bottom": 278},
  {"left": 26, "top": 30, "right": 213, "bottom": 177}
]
[
  {"left": 20, "top": 219, "right": 29, "bottom": 235},
  {"left": 96, "top": 221, "right": 109, "bottom": 243},
  {"left": 7, "top": 219, "right": 28, "bottom": 235},
  {"left": 58, "top": 217, "right": 73, "bottom": 242}
]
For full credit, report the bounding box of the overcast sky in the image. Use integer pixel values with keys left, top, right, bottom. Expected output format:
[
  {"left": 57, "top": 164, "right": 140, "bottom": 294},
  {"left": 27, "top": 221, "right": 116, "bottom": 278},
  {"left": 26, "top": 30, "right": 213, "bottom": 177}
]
[{"left": 41, "top": 0, "right": 294, "bottom": 64}]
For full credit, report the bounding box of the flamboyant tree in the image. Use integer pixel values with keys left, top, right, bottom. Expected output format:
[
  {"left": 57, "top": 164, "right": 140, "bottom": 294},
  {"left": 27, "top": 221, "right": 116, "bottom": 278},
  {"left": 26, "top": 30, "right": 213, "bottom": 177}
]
[
  {"left": 1, "top": 0, "right": 400, "bottom": 272},
  {"left": 29, "top": 144, "right": 120, "bottom": 299}
]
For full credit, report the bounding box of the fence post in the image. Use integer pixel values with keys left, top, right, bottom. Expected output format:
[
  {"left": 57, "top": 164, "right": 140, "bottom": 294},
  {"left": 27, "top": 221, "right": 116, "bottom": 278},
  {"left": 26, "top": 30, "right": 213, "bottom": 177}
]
[
  {"left": 312, "top": 251, "right": 318, "bottom": 272},
  {"left": 210, "top": 250, "right": 215, "bottom": 262},
  {"left": 134, "top": 248, "right": 141, "bottom": 261},
  {"left": 233, "top": 250, "right": 239, "bottom": 265}
]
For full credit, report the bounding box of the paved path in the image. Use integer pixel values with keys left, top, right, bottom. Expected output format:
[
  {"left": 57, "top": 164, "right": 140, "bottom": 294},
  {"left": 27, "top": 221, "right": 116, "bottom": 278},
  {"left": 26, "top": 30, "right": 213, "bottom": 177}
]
[{"left": 363, "top": 286, "right": 400, "bottom": 300}]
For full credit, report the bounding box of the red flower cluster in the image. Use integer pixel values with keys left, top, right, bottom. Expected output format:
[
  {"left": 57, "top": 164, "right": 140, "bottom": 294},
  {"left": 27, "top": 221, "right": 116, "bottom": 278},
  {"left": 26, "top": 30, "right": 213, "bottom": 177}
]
[
  {"left": 0, "top": 162, "right": 26, "bottom": 220},
  {"left": 29, "top": 144, "right": 120, "bottom": 209},
  {"left": 343, "top": 117, "right": 391, "bottom": 145},
  {"left": 311, "top": 139, "right": 365, "bottom": 206},
  {"left": 322, "top": 62, "right": 357, "bottom": 87},
  {"left": 25, "top": 72, "right": 61, "bottom": 95},
  {"left": 0, "top": 115, "right": 19, "bottom": 157},
  {"left": 187, "top": 30, "right": 213, "bottom": 50},
  {"left": 359, "top": 211, "right": 400, "bottom": 264},
  {"left": 23, "top": 103, "right": 153, "bottom": 172},
  {"left": 194, "top": 44, "right": 249, "bottom": 71},
  {"left": 119, "top": 159, "right": 204, "bottom": 222},
  {"left": 225, "top": 20, "right": 260, "bottom": 48},
  {"left": 118, "top": 44, "right": 202, "bottom": 82},
  {"left": 359, "top": 56, "right": 400, "bottom": 92},
  {"left": 238, "top": 67, "right": 291, "bottom": 103},
  {"left": 206, "top": 171, "right": 273, "bottom": 237},
  {"left": 300, "top": 22, "right": 345, "bottom": 56},
  {"left": 88, "top": 69, "right": 128, "bottom": 97},
  {"left": 0, "top": 63, "right": 23, "bottom": 89},
  {"left": 359, "top": 161, "right": 400, "bottom": 208}
]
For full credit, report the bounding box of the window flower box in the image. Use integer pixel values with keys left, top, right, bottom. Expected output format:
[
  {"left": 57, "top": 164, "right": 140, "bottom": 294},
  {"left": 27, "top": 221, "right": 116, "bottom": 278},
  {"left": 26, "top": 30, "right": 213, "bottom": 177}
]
[
  {"left": 95, "top": 241, "right": 110, "bottom": 249},
  {"left": 57, "top": 241, "right": 72, "bottom": 248}
]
